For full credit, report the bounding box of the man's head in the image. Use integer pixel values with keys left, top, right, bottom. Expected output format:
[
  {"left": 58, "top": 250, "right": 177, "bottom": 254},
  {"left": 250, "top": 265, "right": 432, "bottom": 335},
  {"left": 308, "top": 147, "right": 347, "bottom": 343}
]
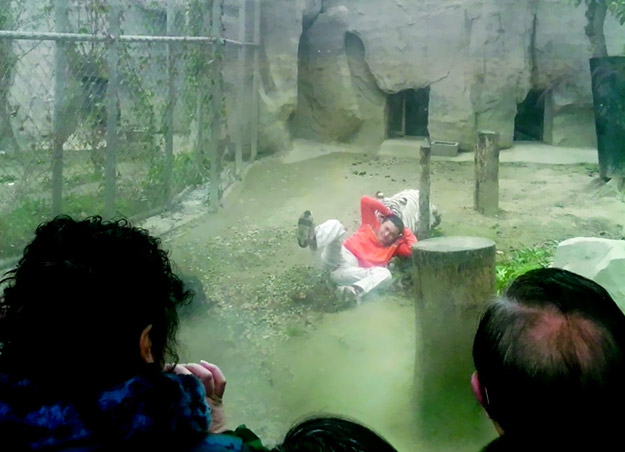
[
  {"left": 377, "top": 214, "right": 404, "bottom": 247},
  {"left": 278, "top": 416, "right": 397, "bottom": 452},
  {"left": 472, "top": 268, "right": 625, "bottom": 438},
  {"left": 0, "top": 216, "right": 191, "bottom": 392}
]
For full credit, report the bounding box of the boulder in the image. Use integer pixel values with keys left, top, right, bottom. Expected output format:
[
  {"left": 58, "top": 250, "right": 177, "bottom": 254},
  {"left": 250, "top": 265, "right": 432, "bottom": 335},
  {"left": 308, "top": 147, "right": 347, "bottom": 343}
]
[
  {"left": 534, "top": 0, "right": 596, "bottom": 147},
  {"left": 326, "top": 0, "right": 479, "bottom": 149},
  {"left": 344, "top": 31, "right": 387, "bottom": 150},
  {"left": 256, "top": 0, "right": 305, "bottom": 153},
  {"left": 220, "top": 0, "right": 306, "bottom": 155},
  {"left": 553, "top": 237, "right": 625, "bottom": 311},
  {"left": 291, "top": 7, "right": 364, "bottom": 142},
  {"left": 467, "top": 0, "right": 534, "bottom": 149}
]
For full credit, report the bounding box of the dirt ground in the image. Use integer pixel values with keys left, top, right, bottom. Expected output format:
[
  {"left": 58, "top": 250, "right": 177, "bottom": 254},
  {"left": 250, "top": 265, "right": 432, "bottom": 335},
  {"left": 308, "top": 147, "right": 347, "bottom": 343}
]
[
  {"left": 160, "top": 145, "right": 625, "bottom": 450},
  {"left": 168, "top": 145, "right": 624, "bottom": 327}
]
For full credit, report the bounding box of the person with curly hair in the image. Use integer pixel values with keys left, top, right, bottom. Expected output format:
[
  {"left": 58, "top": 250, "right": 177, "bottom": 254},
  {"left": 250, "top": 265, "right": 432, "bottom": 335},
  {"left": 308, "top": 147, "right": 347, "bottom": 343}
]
[
  {"left": 0, "top": 216, "right": 248, "bottom": 451},
  {"left": 273, "top": 416, "right": 398, "bottom": 452}
]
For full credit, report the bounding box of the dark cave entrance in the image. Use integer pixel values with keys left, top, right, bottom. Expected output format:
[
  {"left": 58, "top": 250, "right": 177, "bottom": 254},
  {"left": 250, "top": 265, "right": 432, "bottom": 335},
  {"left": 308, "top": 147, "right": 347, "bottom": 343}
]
[
  {"left": 514, "top": 89, "right": 546, "bottom": 142},
  {"left": 387, "top": 88, "right": 430, "bottom": 138}
]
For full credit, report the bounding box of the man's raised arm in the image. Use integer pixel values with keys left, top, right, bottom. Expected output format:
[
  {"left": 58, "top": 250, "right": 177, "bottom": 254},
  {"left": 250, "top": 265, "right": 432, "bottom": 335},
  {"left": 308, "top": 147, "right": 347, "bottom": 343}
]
[{"left": 360, "top": 195, "right": 392, "bottom": 227}]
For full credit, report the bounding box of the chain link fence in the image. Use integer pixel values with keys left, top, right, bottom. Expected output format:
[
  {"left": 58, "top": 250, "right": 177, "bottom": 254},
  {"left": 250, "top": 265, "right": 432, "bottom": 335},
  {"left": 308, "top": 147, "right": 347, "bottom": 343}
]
[{"left": 0, "top": 0, "right": 260, "bottom": 260}]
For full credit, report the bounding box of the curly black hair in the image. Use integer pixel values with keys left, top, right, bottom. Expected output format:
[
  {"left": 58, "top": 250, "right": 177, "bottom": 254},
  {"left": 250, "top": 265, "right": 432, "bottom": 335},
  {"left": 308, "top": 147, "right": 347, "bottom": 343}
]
[
  {"left": 0, "top": 216, "right": 191, "bottom": 394},
  {"left": 275, "top": 416, "right": 398, "bottom": 452}
]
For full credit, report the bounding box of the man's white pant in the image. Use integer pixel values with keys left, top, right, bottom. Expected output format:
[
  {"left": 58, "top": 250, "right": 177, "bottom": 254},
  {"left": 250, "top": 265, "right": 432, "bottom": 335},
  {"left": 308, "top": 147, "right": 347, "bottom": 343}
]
[{"left": 314, "top": 219, "right": 392, "bottom": 296}]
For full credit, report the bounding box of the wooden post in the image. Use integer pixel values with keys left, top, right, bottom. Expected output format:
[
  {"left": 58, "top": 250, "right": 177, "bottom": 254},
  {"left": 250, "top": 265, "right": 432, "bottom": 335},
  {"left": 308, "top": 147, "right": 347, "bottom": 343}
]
[
  {"left": 474, "top": 130, "right": 500, "bottom": 215},
  {"left": 412, "top": 237, "right": 497, "bottom": 448},
  {"left": 104, "top": 0, "right": 120, "bottom": 218},
  {"left": 235, "top": 0, "right": 246, "bottom": 174},
  {"left": 401, "top": 96, "right": 406, "bottom": 137},
  {"left": 163, "top": 0, "right": 176, "bottom": 208},
  {"left": 250, "top": 0, "right": 260, "bottom": 161},
  {"left": 208, "top": 0, "right": 224, "bottom": 213},
  {"left": 52, "top": 0, "right": 69, "bottom": 216},
  {"left": 417, "top": 143, "right": 431, "bottom": 240}
]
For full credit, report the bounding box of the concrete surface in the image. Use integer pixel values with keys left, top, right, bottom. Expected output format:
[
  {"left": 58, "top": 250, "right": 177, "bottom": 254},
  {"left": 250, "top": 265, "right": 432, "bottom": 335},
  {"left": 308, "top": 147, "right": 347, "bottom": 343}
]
[
  {"left": 378, "top": 139, "right": 598, "bottom": 164},
  {"left": 284, "top": 138, "right": 598, "bottom": 165}
]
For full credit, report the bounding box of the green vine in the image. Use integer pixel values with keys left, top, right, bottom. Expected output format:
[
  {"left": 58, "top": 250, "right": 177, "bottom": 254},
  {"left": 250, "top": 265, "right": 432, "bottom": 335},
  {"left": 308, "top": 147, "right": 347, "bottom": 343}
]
[{"left": 0, "top": 0, "right": 225, "bottom": 254}]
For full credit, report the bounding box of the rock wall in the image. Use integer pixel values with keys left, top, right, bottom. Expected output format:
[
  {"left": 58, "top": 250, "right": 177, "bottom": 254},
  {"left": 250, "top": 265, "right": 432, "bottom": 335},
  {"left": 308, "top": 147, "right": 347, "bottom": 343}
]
[
  {"left": 290, "top": 7, "right": 363, "bottom": 143},
  {"left": 243, "top": 0, "right": 321, "bottom": 155},
  {"left": 254, "top": 0, "right": 625, "bottom": 153},
  {"left": 535, "top": 0, "right": 625, "bottom": 147},
  {"left": 290, "top": 9, "right": 386, "bottom": 149},
  {"left": 344, "top": 31, "right": 387, "bottom": 150}
]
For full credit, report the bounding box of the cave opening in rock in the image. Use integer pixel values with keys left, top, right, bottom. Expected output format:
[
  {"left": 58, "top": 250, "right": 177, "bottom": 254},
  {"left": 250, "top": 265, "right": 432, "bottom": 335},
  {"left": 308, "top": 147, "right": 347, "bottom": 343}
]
[
  {"left": 387, "top": 88, "right": 430, "bottom": 138},
  {"left": 514, "top": 89, "right": 546, "bottom": 142}
]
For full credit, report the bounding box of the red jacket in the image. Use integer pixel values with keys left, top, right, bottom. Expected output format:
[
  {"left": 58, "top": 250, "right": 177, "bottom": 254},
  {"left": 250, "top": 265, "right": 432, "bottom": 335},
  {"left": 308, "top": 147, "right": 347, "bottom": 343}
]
[{"left": 343, "top": 196, "right": 418, "bottom": 268}]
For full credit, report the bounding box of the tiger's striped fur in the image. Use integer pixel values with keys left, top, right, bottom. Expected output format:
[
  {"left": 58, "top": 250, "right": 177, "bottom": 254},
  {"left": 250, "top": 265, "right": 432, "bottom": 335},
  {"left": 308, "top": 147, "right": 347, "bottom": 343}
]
[{"left": 379, "top": 189, "right": 441, "bottom": 235}]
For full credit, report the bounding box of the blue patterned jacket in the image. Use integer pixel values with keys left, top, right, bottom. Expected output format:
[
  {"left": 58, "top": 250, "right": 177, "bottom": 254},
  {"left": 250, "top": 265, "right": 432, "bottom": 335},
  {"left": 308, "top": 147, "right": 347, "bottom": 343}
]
[{"left": 0, "top": 368, "right": 251, "bottom": 451}]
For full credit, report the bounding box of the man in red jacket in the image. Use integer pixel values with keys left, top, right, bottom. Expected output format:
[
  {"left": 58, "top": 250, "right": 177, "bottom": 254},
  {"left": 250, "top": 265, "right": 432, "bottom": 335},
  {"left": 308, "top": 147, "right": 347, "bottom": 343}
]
[{"left": 297, "top": 196, "right": 418, "bottom": 305}]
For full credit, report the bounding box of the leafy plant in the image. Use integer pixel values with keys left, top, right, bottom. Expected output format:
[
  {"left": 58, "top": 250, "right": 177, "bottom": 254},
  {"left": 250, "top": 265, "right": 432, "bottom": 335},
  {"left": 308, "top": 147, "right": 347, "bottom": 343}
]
[
  {"left": 0, "top": 174, "right": 17, "bottom": 184},
  {"left": 143, "top": 152, "right": 210, "bottom": 206},
  {"left": 572, "top": 0, "right": 625, "bottom": 57},
  {"left": 609, "top": 0, "right": 625, "bottom": 24},
  {"left": 0, "top": 190, "right": 149, "bottom": 257},
  {"left": 495, "top": 243, "right": 557, "bottom": 294},
  {"left": 0, "top": 1, "right": 223, "bottom": 256},
  {"left": 0, "top": 198, "right": 49, "bottom": 256}
]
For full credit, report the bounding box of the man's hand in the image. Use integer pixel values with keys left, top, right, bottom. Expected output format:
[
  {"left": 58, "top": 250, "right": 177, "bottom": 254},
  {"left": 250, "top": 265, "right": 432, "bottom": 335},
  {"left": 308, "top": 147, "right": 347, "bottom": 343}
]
[{"left": 171, "top": 361, "right": 227, "bottom": 433}]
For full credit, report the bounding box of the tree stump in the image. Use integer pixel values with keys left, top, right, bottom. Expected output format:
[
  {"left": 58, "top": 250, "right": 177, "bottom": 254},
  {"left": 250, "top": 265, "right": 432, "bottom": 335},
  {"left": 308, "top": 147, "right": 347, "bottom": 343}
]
[
  {"left": 418, "top": 143, "right": 431, "bottom": 240},
  {"left": 412, "top": 236, "right": 496, "bottom": 447},
  {"left": 474, "top": 130, "right": 500, "bottom": 215}
]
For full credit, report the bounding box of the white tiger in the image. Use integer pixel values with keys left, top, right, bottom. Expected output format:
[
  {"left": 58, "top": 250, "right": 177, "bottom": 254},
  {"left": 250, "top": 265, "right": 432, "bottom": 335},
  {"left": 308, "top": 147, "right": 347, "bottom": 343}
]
[{"left": 377, "top": 189, "right": 441, "bottom": 236}]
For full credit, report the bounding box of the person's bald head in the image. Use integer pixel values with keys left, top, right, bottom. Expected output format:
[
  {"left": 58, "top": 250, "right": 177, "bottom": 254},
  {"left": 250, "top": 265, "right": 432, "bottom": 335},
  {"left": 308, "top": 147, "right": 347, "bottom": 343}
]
[{"left": 472, "top": 268, "right": 625, "bottom": 438}]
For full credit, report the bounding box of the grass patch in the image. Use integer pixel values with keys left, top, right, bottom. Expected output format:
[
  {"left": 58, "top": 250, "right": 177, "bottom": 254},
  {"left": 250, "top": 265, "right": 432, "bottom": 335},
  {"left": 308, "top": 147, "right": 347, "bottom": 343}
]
[
  {"left": 0, "top": 174, "right": 17, "bottom": 184},
  {"left": 0, "top": 198, "right": 49, "bottom": 256},
  {"left": 496, "top": 242, "right": 557, "bottom": 294},
  {"left": 143, "top": 152, "right": 211, "bottom": 207},
  {"left": 0, "top": 192, "right": 148, "bottom": 257},
  {"left": 284, "top": 325, "right": 306, "bottom": 338},
  {"left": 580, "top": 162, "right": 599, "bottom": 174}
]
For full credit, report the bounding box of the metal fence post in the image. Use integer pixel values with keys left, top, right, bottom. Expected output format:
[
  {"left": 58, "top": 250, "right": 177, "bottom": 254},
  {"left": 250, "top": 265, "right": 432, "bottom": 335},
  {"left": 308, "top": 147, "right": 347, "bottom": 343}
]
[
  {"left": 235, "top": 0, "right": 246, "bottom": 174},
  {"left": 164, "top": 0, "right": 176, "bottom": 208},
  {"left": 196, "top": 79, "right": 205, "bottom": 174},
  {"left": 195, "top": 4, "right": 210, "bottom": 182},
  {"left": 250, "top": 0, "right": 260, "bottom": 162},
  {"left": 418, "top": 143, "right": 431, "bottom": 240},
  {"left": 52, "top": 0, "right": 69, "bottom": 216},
  {"left": 208, "top": 0, "right": 223, "bottom": 212},
  {"left": 104, "top": 0, "right": 121, "bottom": 218}
]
